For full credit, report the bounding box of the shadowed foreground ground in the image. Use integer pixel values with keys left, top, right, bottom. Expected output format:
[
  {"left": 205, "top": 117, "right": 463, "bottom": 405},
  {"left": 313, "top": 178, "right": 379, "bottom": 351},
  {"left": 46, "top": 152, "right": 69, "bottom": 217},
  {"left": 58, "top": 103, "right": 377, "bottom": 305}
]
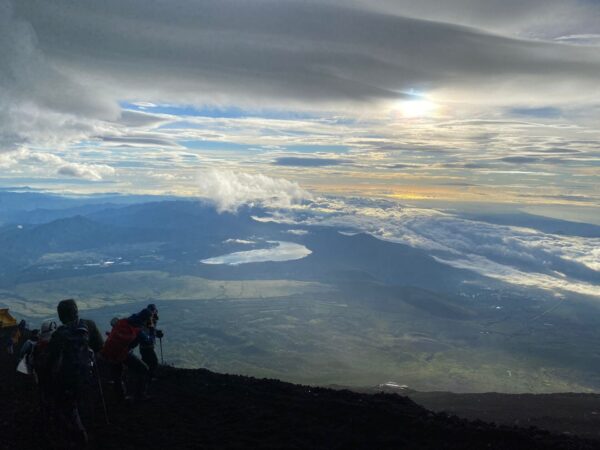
[{"left": 0, "top": 349, "right": 597, "bottom": 449}]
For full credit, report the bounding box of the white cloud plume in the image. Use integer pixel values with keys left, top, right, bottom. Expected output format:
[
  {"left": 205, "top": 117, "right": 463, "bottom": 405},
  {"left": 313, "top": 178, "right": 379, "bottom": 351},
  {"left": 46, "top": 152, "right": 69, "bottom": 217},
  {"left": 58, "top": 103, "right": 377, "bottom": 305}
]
[
  {"left": 197, "top": 169, "right": 313, "bottom": 212},
  {"left": 198, "top": 169, "right": 312, "bottom": 212}
]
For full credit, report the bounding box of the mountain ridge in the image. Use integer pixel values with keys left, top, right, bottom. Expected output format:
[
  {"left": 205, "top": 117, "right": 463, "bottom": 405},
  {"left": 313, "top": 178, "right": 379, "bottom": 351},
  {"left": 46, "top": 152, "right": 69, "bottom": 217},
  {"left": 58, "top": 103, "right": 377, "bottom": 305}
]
[{"left": 0, "top": 347, "right": 597, "bottom": 449}]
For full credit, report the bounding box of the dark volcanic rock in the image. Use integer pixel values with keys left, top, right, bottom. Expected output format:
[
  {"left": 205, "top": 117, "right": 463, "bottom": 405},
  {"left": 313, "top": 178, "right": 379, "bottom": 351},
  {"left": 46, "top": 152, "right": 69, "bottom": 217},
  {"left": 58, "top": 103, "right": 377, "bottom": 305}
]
[{"left": 0, "top": 351, "right": 596, "bottom": 449}]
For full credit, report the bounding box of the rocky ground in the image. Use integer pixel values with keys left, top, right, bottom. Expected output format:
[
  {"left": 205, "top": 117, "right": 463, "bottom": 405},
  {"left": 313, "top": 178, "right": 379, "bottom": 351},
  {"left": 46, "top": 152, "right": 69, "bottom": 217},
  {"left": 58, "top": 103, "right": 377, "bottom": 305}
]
[
  {"left": 1, "top": 345, "right": 598, "bottom": 450},
  {"left": 407, "top": 391, "right": 600, "bottom": 442}
]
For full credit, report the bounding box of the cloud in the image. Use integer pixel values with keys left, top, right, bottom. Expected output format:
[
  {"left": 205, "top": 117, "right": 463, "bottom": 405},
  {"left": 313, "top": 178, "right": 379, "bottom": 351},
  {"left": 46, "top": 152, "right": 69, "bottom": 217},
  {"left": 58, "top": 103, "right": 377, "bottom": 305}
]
[
  {"left": 56, "top": 162, "right": 115, "bottom": 181},
  {"left": 344, "top": 0, "right": 600, "bottom": 39},
  {"left": 223, "top": 239, "right": 256, "bottom": 245},
  {"left": 261, "top": 197, "right": 600, "bottom": 297},
  {"left": 100, "top": 135, "right": 181, "bottom": 148},
  {"left": 1, "top": 0, "right": 598, "bottom": 205},
  {"left": 197, "top": 169, "right": 313, "bottom": 212},
  {"left": 432, "top": 254, "right": 600, "bottom": 297},
  {"left": 285, "top": 229, "right": 309, "bottom": 236},
  {"left": 8, "top": 0, "right": 600, "bottom": 117},
  {"left": 554, "top": 34, "right": 600, "bottom": 46},
  {"left": 0, "top": 0, "right": 117, "bottom": 152},
  {"left": 273, "top": 157, "right": 351, "bottom": 167},
  {"left": 500, "top": 156, "right": 544, "bottom": 164},
  {"left": 117, "top": 110, "right": 171, "bottom": 128},
  {"left": 509, "top": 107, "right": 562, "bottom": 118},
  {"left": 1, "top": 149, "right": 115, "bottom": 181}
]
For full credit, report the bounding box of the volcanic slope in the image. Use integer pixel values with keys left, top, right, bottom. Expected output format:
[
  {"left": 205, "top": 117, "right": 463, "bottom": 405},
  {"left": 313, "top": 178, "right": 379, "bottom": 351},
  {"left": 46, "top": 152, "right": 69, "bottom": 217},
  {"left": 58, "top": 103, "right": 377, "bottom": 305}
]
[{"left": 0, "top": 352, "right": 597, "bottom": 450}]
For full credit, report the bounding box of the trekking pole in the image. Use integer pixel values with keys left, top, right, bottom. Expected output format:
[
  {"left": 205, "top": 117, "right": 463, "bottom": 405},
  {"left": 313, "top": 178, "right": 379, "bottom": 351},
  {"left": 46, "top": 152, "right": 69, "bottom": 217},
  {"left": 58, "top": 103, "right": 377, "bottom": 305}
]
[
  {"left": 92, "top": 353, "right": 110, "bottom": 425},
  {"left": 159, "top": 337, "right": 164, "bottom": 365}
]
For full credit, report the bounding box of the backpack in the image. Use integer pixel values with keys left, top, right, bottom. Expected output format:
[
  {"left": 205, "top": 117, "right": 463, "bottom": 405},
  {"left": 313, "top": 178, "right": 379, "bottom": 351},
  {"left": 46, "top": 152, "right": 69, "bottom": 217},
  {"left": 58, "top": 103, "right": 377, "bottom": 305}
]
[
  {"left": 32, "top": 338, "right": 51, "bottom": 379},
  {"left": 101, "top": 319, "right": 140, "bottom": 363},
  {"left": 52, "top": 320, "right": 93, "bottom": 391}
]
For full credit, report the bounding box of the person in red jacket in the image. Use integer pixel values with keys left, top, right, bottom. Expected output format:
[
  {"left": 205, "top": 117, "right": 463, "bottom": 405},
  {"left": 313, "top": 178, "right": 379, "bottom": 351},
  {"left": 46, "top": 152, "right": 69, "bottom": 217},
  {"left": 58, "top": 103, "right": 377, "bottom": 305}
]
[{"left": 102, "top": 308, "right": 152, "bottom": 402}]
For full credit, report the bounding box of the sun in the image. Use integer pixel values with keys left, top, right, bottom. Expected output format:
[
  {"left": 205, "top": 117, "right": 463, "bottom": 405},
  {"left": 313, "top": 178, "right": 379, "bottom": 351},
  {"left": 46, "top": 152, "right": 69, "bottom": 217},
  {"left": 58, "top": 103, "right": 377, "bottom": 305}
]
[{"left": 396, "top": 98, "right": 437, "bottom": 118}]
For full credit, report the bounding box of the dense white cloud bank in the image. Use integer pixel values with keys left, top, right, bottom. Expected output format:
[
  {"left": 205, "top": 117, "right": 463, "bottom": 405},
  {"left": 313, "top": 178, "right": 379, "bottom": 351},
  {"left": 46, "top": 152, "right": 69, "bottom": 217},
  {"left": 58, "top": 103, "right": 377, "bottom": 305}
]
[
  {"left": 197, "top": 169, "right": 312, "bottom": 212},
  {"left": 250, "top": 195, "right": 600, "bottom": 297}
]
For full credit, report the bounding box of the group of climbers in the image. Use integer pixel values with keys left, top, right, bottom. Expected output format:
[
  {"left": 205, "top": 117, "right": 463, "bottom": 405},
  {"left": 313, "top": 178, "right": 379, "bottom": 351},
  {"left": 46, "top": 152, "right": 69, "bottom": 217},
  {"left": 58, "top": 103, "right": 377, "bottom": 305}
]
[{"left": 11, "top": 299, "right": 165, "bottom": 446}]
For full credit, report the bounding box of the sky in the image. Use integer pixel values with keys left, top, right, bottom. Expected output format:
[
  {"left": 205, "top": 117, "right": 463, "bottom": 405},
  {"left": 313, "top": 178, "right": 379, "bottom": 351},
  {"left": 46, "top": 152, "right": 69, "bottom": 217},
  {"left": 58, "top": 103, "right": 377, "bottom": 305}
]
[{"left": 0, "top": 0, "right": 598, "bottom": 210}]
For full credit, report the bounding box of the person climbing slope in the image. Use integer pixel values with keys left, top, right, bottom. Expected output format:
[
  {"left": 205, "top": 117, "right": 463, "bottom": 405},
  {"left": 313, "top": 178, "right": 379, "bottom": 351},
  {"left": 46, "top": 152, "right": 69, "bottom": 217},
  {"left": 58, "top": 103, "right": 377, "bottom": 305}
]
[
  {"left": 45, "top": 299, "right": 104, "bottom": 446},
  {"left": 102, "top": 308, "right": 152, "bottom": 402},
  {"left": 32, "top": 320, "right": 57, "bottom": 420},
  {"left": 140, "top": 304, "right": 163, "bottom": 379},
  {"left": 17, "top": 329, "right": 39, "bottom": 375}
]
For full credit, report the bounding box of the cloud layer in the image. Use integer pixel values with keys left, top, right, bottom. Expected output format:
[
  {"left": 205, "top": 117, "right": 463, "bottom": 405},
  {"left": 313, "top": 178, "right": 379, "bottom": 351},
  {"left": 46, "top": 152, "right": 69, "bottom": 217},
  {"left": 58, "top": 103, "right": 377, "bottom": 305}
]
[
  {"left": 255, "top": 195, "right": 600, "bottom": 297},
  {"left": 2, "top": 0, "right": 600, "bottom": 157},
  {"left": 0, "top": 148, "right": 115, "bottom": 181}
]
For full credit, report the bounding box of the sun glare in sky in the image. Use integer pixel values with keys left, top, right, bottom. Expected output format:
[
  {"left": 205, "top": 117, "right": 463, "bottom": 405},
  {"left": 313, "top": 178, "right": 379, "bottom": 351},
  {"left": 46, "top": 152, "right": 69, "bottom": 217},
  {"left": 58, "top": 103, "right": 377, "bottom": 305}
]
[{"left": 397, "top": 98, "right": 437, "bottom": 118}]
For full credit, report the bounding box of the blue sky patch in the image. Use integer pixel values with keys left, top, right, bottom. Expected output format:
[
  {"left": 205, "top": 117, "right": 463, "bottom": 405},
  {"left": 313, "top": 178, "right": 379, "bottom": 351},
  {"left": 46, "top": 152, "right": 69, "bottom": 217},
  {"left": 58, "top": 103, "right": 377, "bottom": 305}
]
[
  {"left": 509, "top": 107, "right": 562, "bottom": 118},
  {"left": 120, "top": 102, "right": 318, "bottom": 120}
]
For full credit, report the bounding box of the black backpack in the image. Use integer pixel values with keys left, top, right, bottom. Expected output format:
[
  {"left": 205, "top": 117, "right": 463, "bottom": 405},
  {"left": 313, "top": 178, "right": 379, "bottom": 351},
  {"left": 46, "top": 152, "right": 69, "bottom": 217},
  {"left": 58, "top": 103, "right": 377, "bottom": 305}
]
[{"left": 52, "top": 320, "right": 93, "bottom": 391}]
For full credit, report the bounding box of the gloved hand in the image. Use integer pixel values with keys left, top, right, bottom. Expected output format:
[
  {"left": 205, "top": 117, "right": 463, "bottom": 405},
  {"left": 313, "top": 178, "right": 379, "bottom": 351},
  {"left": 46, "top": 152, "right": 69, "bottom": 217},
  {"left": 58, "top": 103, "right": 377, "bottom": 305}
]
[{"left": 156, "top": 329, "right": 164, "bottom": 339}]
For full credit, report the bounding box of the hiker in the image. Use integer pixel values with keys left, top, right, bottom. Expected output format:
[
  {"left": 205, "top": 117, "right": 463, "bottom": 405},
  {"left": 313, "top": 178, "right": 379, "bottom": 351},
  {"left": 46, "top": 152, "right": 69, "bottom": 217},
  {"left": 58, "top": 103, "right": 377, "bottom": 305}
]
[
  {"left": 102, "top": 308, "right": 152, "bottom": 402},
  {"left": 19, "top": 329, "right": 39, "bottom": 360},
  {"left": 106, "top": 316, "right": 120, "bottom": 336},
  {"left": 32, "top": 321, "right": 58, "bottom": 416},
  {"left": 5, "top": 332, "right": 14, "bottom": 355},
  {"left": 7, "top": 327, "right": 21, "bottom": 356},
  {"left": 17, "top": 329, "right": 39, "bottom": 374},
  {"left": 140, "top": 304, "right": 162, "bottom": 379},
  {"left": 45, "top": 299, "right": 104, "bottom": 445}
]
